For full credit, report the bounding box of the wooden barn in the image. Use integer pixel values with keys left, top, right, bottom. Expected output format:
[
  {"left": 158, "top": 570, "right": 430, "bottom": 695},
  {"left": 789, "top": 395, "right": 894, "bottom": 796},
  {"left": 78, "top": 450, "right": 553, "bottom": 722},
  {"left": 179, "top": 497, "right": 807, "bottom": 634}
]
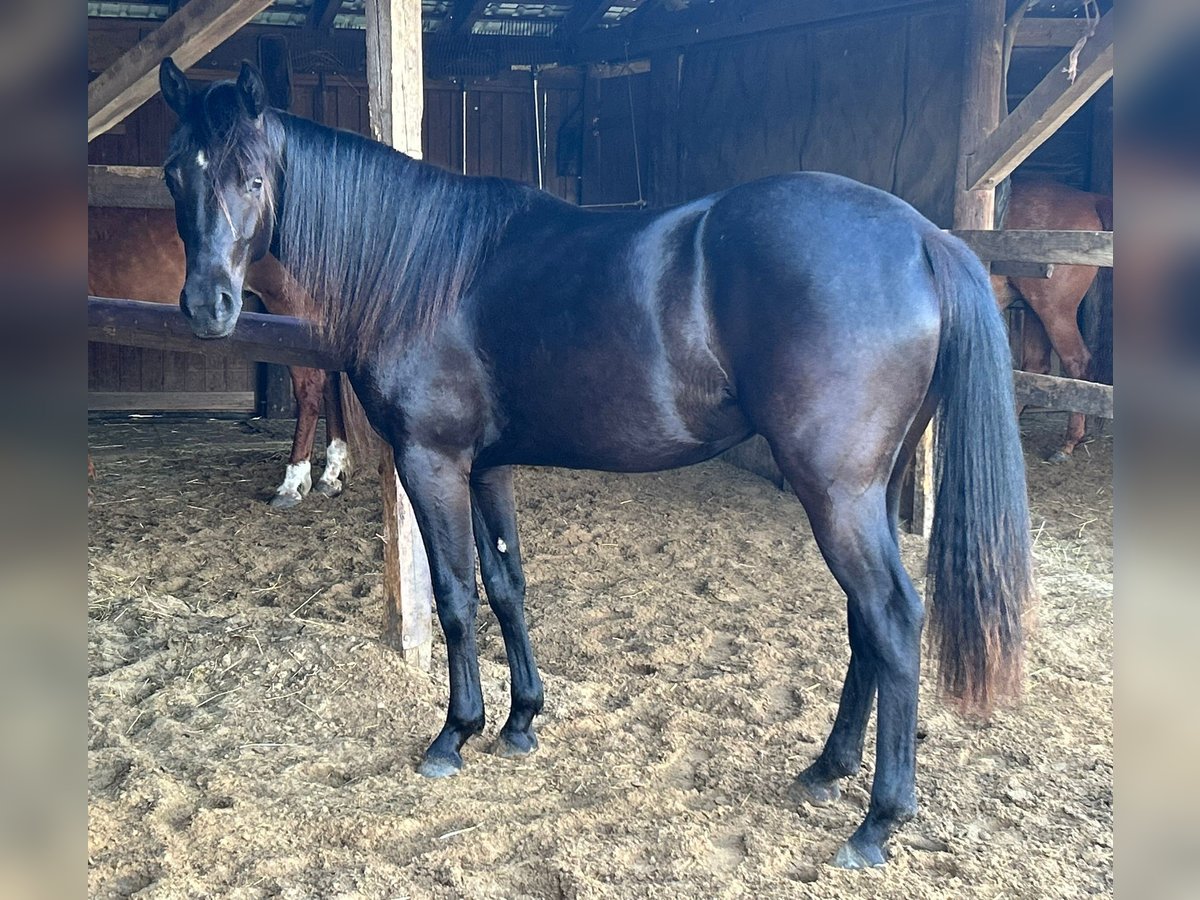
[{"left": 88, "top": 3, "right": 1116, "bottom": 894}]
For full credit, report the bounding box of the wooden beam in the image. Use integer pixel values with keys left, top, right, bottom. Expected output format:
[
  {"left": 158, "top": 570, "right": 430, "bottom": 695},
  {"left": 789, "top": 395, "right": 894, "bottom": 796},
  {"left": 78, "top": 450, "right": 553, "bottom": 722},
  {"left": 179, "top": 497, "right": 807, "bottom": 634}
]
[
  {"left": 89, "top": 390, "right": 256, "bottom": 412},
  {"left": 1013, "top": 16, "right": 1093, "bottom": 48},
  {"left": 559, "top": 1, "right": 614, "bottom": 39},
  {"left": 89, "top": 165, "right": 172, "bottom": 209},
  {"left": 967, "top": 10, "right": 1113, "bottom": 191},
  {"left": 1014, "top": 371, "right": 1113, "bottom": 419},
  {"left": 365, "top": 0, "right": 434, "bottom": 670},
  {"left": 954, "top": 229, "right": 1113, "bottom": 267},
  {"left": 88, "top": 0, "right": 273, "bottom": 141},
  {"left": 574, "top": 0, "right": 950, "bottom": 62},
  {"left": 990, "top": 259, "right": 1054, "bottom": 279},
  {"left": 443, "top": 0, "right": 491, "bottom": 36},
  {"left": 88, "top": 297, "right": 341, "bottom": 370},
  {"left": 308, "top": 0, "right": 344, "bottom": 32}
]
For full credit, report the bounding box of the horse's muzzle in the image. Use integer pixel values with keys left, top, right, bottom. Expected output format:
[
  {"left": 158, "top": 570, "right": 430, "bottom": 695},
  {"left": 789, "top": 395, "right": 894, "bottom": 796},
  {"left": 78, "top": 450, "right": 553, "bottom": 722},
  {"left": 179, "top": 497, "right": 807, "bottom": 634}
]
[{"left": 180, "top": 285, "right": 241, "bottom": 339}]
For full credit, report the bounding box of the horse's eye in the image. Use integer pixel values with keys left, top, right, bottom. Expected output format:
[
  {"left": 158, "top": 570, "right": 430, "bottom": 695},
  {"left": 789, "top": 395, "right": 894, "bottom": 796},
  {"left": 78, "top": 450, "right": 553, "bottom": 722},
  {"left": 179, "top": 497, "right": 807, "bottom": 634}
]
[{"left": 250, "top": 176, "right": 264, "bottom": 193}]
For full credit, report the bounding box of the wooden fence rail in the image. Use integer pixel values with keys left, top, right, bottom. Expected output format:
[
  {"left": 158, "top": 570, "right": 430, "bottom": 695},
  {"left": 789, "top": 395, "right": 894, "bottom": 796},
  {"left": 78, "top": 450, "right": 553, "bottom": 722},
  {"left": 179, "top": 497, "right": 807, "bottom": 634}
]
[{"left": 88, "top": 296, "right": 340, "bottom": 370}]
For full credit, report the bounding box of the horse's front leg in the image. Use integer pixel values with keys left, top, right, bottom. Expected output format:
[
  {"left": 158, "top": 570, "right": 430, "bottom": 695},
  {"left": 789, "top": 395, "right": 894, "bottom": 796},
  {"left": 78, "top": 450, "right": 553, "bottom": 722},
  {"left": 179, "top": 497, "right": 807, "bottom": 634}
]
[
  {"left": 314, "top": 372, "right": 349, "bottom": 497},
  {"left": 397, "top": 444, "right": 486, "bottom": 778},
  {"left": 270, "top": 366, "right": 323, "bottom": 508},
  {"left": 471, "top": 466, "right": 543, "bottom": 757}
]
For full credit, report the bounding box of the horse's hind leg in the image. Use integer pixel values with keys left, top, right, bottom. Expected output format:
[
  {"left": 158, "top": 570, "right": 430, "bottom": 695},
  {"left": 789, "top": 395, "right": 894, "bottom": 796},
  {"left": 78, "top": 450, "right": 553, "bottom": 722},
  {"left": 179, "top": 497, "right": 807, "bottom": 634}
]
[
  {"left": 791, "top": 392, "right": 936, "bottom": 809},
  {"left": 790, "top": 606, "right": 877, "bottom": 807},
  {"left": 789, "top": 478, "right": 923, "bottom": 868},
  {"left": 314, "top": 372, "right": 349, "bottom": 497},
  {"left": 270, "top": 366, "right": 322, "bottom": 508},
  {"left": 471, "top": 466, "right": 544, "bottom": 757},
  {"left": 1019, "top": 274, "right": 1095, "bottom": 461}
]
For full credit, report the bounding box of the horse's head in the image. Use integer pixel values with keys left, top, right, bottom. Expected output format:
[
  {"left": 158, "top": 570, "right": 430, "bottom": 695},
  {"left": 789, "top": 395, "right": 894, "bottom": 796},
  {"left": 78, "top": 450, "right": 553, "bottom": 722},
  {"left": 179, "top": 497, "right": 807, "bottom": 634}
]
[{"left": 159, "top": 58, "right": 281, "bottom": 338}]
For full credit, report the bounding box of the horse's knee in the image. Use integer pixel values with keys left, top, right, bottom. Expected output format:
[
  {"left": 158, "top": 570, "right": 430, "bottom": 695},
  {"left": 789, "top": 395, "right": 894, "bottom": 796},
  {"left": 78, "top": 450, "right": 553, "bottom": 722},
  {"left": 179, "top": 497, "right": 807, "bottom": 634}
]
[{"left": 434, "top": 592, "right": 478, "bottom": 644}]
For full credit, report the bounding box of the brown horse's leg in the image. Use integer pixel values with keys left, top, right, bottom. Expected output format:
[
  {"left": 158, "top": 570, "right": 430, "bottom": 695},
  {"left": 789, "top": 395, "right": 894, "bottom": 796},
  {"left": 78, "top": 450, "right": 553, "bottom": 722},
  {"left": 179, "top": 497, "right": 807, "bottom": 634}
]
[
  {"left": 1020, "top": 311, "right": 1053, "bottom": 375},
  {"left": 1017, "top": 312, "right": 1053, "bottom": 420},
  {"left": 270, "top": 366, "right": 324, "bottom": 508},
  {"left": 314, "top": 372, "right": 349, "bottom": 497},
  {"left": 1019, "top": 270, "right": 1096, "bottom": 461}
]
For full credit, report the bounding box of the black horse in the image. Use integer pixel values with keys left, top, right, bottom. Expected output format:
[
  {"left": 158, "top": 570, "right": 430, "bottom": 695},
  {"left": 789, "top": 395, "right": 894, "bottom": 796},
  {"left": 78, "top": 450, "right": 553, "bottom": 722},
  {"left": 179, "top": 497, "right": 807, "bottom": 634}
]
[{"left": 158, "top": 59, "right": 1034, "bottom": 868}]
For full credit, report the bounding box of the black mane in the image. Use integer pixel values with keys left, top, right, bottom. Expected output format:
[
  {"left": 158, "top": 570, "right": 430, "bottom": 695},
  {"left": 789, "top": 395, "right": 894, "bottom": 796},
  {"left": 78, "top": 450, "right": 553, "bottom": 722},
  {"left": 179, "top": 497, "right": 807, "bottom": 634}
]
[
  {"left": 274, "top": 113, "right": 530, "bottom": 361},
  {"left": 171, "top": 80, "right": 531, "bottom": 361}
]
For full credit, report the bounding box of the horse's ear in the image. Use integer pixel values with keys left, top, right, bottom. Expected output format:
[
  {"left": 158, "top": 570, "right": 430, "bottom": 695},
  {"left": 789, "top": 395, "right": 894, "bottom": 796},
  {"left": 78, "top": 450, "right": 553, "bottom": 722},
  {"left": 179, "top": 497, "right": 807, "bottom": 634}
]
[
  {"left": 237, "top": 61, "right": 269, "bottom": 119},
  {"left": 159, "top": 57, "right": 192, "bottom": 117}
]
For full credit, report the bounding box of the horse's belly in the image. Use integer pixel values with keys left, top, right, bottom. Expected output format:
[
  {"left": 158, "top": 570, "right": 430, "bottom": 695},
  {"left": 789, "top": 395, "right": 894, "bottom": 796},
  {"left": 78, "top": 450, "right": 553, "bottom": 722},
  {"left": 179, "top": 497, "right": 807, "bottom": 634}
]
[{"left": 480, "top": 381, "right": 751, "bottom": 473}]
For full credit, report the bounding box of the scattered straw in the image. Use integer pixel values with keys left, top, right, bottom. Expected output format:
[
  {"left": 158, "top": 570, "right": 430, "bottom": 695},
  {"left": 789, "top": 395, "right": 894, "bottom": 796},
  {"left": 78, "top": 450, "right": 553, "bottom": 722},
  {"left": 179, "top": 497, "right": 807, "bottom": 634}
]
[{"left": 436, "top": 823, "right": 482, "bottom": 841}]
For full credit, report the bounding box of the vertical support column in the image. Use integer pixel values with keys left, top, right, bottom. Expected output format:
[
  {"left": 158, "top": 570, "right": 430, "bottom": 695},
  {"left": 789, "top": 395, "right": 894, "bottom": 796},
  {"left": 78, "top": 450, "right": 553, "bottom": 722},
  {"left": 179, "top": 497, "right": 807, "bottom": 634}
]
[
  {"left": 1085, "top": 81, "right": 1113, "bottom": 387},
  {"left": 908, "top": 0, "right": 1006, "bottom": 538},
  {"left": 365, "top": 0, "right": 433, "bottom": 669},
  {"left": 954, "top": 0, "right": 1005, "bottom": 231}
]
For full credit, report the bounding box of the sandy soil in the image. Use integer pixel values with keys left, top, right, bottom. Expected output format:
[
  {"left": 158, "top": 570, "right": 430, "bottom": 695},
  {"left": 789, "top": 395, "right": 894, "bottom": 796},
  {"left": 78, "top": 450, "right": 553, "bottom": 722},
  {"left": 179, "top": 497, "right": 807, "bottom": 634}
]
[{"left": 88, "top": 413, "right": 1112, "bottom": 899}]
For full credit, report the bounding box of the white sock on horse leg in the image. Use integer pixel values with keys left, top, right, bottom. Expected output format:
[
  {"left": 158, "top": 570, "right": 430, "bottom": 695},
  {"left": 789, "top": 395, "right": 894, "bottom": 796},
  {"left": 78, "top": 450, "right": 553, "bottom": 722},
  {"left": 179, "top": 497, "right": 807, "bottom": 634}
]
[
  {"left": 319, "top": 438, "right": 349, "bottom": 486},
  {"left": 277, "top": 459, "right": 312, "bottom": 496}
]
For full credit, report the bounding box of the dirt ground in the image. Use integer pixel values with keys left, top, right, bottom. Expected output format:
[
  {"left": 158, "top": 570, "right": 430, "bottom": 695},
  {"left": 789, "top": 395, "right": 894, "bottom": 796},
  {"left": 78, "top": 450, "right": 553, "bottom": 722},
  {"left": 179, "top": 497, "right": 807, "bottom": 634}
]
[{"left": 88, "top": 413, "right": 1112, "bottom": 899}]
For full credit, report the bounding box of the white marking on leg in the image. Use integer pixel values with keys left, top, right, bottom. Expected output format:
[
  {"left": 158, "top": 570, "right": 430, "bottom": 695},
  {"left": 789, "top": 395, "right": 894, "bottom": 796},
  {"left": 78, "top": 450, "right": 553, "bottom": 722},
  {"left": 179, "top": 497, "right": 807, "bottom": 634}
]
[
  {"left": 497, "top": 538, "right": 507, "bottom": 554},
  {"left": 196, "top": 150, "right": 208, "bottom": 169},
  {"left": 318, "top": 438, "right": 349, "bottom": 488},
  {"left": 276, "top": 460, "right": 311, "bottom": 497}
]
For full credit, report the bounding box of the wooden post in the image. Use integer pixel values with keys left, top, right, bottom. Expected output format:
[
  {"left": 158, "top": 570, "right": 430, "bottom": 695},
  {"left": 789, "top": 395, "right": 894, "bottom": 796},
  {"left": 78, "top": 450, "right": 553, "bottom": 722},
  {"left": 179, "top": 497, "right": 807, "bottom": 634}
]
[
  {"left": 954, "top": 0, "right": 1005, "bottom": 232},
  {"left": 908, "top": 0, "right": 1005, "bottom": 538},
  {"left": 364, "top": 0, "right": 434, "bottom": 669},
  {"left": 1085, "top": 81, "right": 1113, "bottom": 387}
]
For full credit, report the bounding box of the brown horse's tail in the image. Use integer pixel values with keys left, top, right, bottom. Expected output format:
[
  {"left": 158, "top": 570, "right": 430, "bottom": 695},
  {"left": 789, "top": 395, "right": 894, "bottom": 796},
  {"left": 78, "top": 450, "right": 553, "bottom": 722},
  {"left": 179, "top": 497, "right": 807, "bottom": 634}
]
[
  {"left": 1094, "top": 194, "right": 1113, "bottom": 232},
  {"left": 922, "top": 231, "right": 1036, "bottom": 715}
]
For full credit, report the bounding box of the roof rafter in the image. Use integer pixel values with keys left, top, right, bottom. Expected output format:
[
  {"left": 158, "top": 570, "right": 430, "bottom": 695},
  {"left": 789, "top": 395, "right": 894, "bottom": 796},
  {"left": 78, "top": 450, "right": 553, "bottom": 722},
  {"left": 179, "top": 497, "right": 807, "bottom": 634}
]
[
  {"left": 442, "top": 0, "right": 492, "bottom": 35},
  {"left": 558, "top": 1, "right": 615, "bottom": 39},
  {"left": 967, "top": 9, "right": 1113, "bottom": 190},
  {"left": 88, "top": 0, "right": 274, "bottom": 142},
  {"left": 307, "top": 0, "right": 344, "bottom": 32}
]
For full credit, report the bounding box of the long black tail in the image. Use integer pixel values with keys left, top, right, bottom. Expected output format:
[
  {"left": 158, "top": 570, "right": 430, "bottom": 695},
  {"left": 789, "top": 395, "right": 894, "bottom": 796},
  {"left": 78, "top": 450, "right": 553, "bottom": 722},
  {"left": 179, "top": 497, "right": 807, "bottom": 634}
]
[{"left": 923, "top": 232, "right": 1035, "bottom": 714}]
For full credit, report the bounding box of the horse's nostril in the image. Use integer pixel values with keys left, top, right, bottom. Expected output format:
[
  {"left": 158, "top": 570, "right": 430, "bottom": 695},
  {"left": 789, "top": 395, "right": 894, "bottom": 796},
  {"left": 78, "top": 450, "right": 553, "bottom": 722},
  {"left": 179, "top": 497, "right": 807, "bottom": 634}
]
[
  {"left": 180, "top": 293, "right": 195, "bottom": 319},
  {"left": 217, "top": 291, "right": 235, "bottom": 317}
]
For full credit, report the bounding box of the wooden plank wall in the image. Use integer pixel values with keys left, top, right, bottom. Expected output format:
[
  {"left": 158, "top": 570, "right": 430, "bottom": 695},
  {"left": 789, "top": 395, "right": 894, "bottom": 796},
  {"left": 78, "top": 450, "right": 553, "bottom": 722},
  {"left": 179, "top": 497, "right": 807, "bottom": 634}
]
[
  {"left": 88, "top": 20, "right": 581, "bottom": 412},
  {"left": 581, "top": 71, "right": 651, "bottom": 207},
  {"left": 644, "top": 7, "right": 968, "bottom": 226}
]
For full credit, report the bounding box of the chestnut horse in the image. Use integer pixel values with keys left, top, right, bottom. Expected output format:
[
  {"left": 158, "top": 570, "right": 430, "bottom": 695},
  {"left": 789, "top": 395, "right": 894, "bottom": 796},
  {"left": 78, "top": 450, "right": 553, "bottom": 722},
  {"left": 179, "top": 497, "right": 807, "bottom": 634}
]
[
  {"left": 993, "top": 179, "right": 1113, "bottom": 461},
  {"left": 88, "top": 206, "right": 351, "bottom": 506}
]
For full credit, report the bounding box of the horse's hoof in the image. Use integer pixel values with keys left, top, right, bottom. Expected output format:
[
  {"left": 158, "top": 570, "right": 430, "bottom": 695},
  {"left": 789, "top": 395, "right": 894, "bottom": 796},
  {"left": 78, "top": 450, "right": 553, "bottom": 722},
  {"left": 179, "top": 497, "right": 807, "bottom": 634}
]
[
  {"left": 313, "top": 477, "right": 344, "bottom": 497},
  {"left": 1045, "top": 448, "right": 1071, "bottom": 464},
  {"left": 417, "top": 752, "right": 463, "bottom": 779},
  {"left": 789, "top": 774, "right": 841, "bottom": 807},
  {"left": 832, "top": 840, "right": 885, "bottom": 869},
  {"left": 491, "top": 730, "right": 538, "bottom": 759},
  {"left": 269, "top": 490, "right": 303, "bottom": 509}
]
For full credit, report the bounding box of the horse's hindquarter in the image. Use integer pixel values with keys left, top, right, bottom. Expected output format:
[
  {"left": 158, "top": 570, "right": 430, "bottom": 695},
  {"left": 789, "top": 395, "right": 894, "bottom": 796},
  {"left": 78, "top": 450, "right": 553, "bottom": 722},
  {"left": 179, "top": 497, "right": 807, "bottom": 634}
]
[
  {"left": 703, "top": 175, "right": 942, "bottom": 389},
  {"left": 692, "top": 173, "right": 945, "bottom": 487},
  {"left": 469, "top": 199, "right": 752, "bottom": 471}
]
